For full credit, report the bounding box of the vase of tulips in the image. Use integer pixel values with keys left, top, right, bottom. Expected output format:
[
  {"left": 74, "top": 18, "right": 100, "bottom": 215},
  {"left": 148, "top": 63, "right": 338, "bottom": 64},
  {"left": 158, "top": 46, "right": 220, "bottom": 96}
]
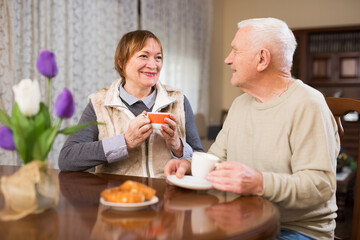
[{"left": 0, "top": 50, "right": 99, "bottom": 221}]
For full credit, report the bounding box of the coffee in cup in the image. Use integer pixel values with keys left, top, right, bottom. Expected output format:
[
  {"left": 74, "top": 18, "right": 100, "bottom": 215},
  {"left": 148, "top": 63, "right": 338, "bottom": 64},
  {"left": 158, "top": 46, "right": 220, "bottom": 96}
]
[{"left": 191, "top": 152, "right": 220, "bottom": 179}]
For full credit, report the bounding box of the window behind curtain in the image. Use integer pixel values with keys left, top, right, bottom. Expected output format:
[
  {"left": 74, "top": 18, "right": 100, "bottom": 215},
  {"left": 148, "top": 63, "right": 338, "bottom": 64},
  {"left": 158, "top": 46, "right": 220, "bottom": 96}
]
[{"left": 140, "top": 0, "right": 213, "bottom": 117}]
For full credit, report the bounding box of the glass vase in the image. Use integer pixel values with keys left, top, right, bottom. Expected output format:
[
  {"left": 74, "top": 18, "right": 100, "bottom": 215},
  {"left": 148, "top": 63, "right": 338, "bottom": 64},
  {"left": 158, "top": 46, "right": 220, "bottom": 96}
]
[{"left": 0, "top": 160, "right": 59, "bottom": 221}]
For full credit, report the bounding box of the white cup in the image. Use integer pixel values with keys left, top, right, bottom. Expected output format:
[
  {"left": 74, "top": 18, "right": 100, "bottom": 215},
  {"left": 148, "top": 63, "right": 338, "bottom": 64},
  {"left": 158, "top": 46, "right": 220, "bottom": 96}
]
[{"left": 191, "top": 152, "right": 220, "bottom": 179}]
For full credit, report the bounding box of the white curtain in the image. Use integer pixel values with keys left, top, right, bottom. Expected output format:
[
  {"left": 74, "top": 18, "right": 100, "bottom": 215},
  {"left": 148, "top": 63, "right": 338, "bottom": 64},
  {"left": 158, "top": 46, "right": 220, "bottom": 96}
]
[
  {"left": 141, "top": 0, "right": 212, "bottom": 117},
  {"left": 0, "top": 0, "right": 213, "bottom": 168},
  {"left": 0, "top": 0, "right": 138, "bottom": 167}
]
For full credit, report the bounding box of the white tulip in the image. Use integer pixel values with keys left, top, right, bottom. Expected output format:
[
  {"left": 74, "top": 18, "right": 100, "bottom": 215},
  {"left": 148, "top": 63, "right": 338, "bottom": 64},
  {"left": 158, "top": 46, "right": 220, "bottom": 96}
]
[{"left": 12, "top": 79, "right": 41, "bottom": 117}]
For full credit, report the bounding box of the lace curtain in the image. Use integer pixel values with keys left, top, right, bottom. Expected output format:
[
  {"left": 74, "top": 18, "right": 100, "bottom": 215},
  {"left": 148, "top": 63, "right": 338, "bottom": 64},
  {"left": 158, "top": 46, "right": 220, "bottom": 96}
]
[
  {"left": 141, "top": 0, "right": 212, "bottom": 117},
  {"left": 0, "top": 0, "right": 138, "bottom": 167},
  {"left": 0, "top": 0, "right": 213, "bottom": 168}
]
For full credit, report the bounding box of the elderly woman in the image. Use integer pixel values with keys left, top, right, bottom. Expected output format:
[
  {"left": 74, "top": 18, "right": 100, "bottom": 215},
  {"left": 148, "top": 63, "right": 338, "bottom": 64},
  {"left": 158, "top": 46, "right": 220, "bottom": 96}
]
[{"left": 59, "top": 30, "right": 203, "bottom": 178}]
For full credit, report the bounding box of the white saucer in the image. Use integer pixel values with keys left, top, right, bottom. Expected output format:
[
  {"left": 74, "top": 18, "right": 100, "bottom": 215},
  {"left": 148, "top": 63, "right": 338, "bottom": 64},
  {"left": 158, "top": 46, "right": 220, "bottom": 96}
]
[
  {"left": 100, "top": 196, "right": 159, "bottom": 211},
  {"left": 167, "top": 175, "right": 212, "bottom": 190}
]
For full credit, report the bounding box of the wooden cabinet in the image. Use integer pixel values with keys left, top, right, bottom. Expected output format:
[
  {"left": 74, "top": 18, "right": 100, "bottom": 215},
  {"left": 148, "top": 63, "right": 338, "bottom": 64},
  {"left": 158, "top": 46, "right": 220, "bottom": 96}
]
[
  {"left": 292, "top": 26, "right": 360, "bottom": 162},
  {"left": 292, "top": 26, "right": 360, "bottom": 99}
]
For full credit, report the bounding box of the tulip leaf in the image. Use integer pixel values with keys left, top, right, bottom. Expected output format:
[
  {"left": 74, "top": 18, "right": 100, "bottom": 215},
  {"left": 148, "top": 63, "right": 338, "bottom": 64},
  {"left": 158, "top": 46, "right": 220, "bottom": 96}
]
[
  {"left": 33, "top": 126, "right": 58, "bottom": 161},
  {"left": 32, "top": 103, "right": 52, "bottom": 141},
  {"left": 58, "top": 121, "right": 103, "bottom": 135},
  {"left": 10, "top": 104, "right": 36, "bottom": 163},
  {"left": 11, "top": 103, "right": 30, "bottom": 130},
  {"left": 11, "top": 119, "right": 35, "bottom": 164},
  {"left": 0, "top": 109, "right": 11, "bottom": 127},
  {"left": 34, "top": 103, "right": 51, "bottom": 129},
  {"left": 11, "top": 121, "right": 27, "bottom": 162}
]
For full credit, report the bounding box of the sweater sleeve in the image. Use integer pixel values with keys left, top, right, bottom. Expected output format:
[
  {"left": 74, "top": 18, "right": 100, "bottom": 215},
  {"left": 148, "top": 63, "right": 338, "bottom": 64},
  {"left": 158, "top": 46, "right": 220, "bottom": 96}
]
[
  {"left": 183, "top": 95, "right": 204, "bottom": 153},
  {"left": 262, "top": 97, "right": 340, "bottom": 209},
  {"left": 58, "top": 102, "right": 108, "bottom": 171}
]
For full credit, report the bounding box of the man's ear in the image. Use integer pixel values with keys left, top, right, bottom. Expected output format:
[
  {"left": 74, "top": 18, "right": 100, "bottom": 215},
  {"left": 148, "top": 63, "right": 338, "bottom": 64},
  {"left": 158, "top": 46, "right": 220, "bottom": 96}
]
[{"left": 256, "top": 49, "right": 270, "bottom": 72}]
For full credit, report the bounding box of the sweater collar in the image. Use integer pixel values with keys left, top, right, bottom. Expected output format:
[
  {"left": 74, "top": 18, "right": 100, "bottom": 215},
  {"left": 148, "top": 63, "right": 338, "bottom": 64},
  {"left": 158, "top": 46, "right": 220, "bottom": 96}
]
[
  {"left": 104, "top": 79, "right": 176, "bottom": 111},
  {"left": 119, "top": 83, "right": 157, "bottom": 109},
  {"left": 251, "top": 79, "right": 302, "bottom": 110},
  {"left": 152, "top": 82, "right": 176, "bottom": 112}
]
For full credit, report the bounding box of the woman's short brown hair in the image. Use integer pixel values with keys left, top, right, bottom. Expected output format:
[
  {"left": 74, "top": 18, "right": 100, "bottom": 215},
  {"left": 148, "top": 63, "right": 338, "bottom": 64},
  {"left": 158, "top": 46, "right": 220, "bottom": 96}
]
[{"left": 114, "top": 30, "right": 163, "bottom": 80}]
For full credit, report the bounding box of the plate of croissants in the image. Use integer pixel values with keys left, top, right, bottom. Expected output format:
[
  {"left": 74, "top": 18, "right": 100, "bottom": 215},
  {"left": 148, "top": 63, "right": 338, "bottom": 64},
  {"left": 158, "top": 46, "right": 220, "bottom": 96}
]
[{"left": 100, "top": 180, "right": 158, "bottom": 211}]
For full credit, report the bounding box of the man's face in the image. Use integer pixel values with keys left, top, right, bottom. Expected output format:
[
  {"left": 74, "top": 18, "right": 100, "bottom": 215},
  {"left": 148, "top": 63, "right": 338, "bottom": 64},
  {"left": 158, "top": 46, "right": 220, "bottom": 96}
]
[{"left": 224, "top": 27, "right": 257, "bottom": 88}]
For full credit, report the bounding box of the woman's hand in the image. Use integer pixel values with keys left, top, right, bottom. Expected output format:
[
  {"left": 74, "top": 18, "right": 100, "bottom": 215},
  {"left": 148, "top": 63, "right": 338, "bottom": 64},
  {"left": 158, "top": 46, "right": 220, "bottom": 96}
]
[
  {"left": 125, "top": 111, "right": 153, "bottom": 150},
  {"left": 161, "top": 114, "right": 183, "bottom": 157},
  {"left": 164, "top": 159, "right": 191, "bottom": 179}
]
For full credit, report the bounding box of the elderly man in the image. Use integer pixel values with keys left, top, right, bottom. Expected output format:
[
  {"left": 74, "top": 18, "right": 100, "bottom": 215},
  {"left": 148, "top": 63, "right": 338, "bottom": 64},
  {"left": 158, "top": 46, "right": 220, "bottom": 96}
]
[{"left": 164, "top": 18, "right": 340, "bottom": 239}]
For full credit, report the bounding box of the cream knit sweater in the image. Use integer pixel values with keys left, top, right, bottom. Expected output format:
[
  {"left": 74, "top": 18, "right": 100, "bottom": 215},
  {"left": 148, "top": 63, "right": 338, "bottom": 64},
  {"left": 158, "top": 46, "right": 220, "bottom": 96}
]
[{"left": 209, "top": 80, "right": 340, "bottom": 239}]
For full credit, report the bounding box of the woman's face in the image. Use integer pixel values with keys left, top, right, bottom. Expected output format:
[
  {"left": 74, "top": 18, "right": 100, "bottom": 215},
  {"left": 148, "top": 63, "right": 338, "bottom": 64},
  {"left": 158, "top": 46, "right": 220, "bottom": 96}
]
[{"left": 124, "top": 38, "right": 163, "bottom": 92}]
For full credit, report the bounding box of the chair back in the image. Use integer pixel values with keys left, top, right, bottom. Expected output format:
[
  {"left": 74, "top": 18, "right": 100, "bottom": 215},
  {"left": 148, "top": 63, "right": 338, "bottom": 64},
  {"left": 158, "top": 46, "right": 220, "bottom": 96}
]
[
  {"left": 194, "top": 113, "right": 207, "bottom": 139},
  {"left": 325, "top": 97, "right": 360, "bottom": 240}
]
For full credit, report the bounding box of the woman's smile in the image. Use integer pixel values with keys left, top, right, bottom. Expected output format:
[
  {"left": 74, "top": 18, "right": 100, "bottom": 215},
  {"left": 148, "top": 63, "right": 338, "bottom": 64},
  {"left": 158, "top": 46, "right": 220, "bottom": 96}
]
[{"left": 141, "top": 71, "right": 157, "bottom": 78}]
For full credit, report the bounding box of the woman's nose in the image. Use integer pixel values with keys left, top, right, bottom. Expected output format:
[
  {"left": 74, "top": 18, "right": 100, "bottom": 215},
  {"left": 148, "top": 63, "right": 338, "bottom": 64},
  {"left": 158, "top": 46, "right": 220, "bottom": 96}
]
[{"left": 146, "top": 58, "right": 157, "bottom": 68}]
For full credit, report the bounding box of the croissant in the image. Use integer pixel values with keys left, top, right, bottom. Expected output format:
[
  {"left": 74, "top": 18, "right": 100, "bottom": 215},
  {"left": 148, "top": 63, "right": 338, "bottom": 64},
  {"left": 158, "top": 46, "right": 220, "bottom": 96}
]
[
  {"left": 101, "top": 188, "right": 145, "bottom": 203},
  {"left": 100, "top": 180, "right": 156, "bottom": 203},
  {"left": 119, "top": 180, "right": 156, "bottom": 201}
]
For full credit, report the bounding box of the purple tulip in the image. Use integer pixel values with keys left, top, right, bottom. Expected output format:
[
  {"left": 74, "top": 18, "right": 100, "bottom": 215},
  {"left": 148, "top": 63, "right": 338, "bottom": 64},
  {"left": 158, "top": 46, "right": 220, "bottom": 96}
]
[
  {"left": 36, "top": 50, "right": 58, "bottom": 78},
  {"left": 54, "top": 88, "right": 75, "bottom": 118},
  {"left": 0, "top": 126, "right": 16, "bottom": 150}
]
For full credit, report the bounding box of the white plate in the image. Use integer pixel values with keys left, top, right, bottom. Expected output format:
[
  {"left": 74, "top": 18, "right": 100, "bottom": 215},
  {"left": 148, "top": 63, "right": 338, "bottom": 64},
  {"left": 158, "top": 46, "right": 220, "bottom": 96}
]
[
  {"left": 167, "top": 175, "right": 212, "bottom": 190},
  {"left": 100, "top": 196, "right": 159, "bottom": 211}
]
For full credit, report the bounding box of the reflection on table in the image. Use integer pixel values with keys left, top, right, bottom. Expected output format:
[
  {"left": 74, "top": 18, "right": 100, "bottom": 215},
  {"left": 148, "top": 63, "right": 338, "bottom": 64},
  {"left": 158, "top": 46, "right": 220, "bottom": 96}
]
[{"left": 0, "top": 165, "right": 280, "bottom": 240}]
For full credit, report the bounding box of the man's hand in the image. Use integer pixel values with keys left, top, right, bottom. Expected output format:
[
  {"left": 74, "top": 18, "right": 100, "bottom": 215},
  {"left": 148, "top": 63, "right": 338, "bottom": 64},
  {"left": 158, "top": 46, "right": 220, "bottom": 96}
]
[
  {"left": 206, "top": 161, "right": 263, "bottom": 195},
  {"left": 164, "top": 159, "right": 191, "bottom": 179},
  {"left": 161, "top": 114, "right": 183, "bottom": 157},
  {"left": 124, "top": 111, "right": 153, "bottom": 150}
]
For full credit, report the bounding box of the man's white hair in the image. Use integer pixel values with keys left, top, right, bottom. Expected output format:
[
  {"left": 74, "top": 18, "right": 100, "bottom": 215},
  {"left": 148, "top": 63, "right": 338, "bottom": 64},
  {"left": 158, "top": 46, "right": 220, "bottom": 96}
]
[{"left": 237, "top": 18, "right": 297, "bottom": 72}]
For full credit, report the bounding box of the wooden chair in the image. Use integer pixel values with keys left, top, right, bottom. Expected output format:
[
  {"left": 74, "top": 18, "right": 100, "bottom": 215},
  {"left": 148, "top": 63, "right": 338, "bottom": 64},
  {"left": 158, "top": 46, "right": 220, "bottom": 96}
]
[
  {"left": 194, "top": 113, "right": 214, "bottom": 151},
  {"left": 325, "top": 97, "right": 360, "bottom": 240}
]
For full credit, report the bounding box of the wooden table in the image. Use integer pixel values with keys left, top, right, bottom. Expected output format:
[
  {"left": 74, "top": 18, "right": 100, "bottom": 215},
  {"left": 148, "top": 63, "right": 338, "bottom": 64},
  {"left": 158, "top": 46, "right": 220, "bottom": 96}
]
[{"left": 0, "top": 165, "right": 280, "bottom": 240}]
